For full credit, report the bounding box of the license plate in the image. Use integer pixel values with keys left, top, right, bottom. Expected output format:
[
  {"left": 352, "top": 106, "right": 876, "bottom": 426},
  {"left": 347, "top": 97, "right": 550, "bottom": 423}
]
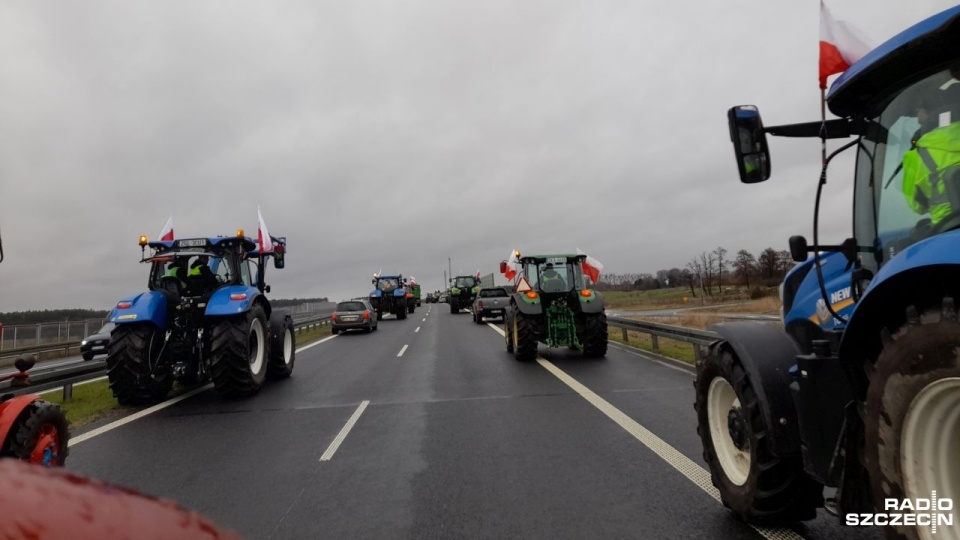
[
  {"left": 342, "top": 316, "right": 358, "bottom": 322},
  {"left": 92, "top": 345, "right": 105, "bottom": 350}
]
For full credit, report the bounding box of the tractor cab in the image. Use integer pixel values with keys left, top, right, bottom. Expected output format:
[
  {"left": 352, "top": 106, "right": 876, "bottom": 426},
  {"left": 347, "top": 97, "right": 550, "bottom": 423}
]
[{"left": 521, "top": 256, "right": 584, "bottom": 294}]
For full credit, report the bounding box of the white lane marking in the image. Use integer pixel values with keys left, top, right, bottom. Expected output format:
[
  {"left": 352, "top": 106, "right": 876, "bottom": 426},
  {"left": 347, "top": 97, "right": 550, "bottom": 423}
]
[
  {"left": 486, "top": 322, "right": 502, "bottom": 333},
  {"left": 320, "top": 400, "right": 370, "bottom": 461},
  {"left": 422, "top": 318, "right": 427, "bottom": 322},
  {"left": 297, "top": 334, "right": 338, "bottom": 353},
  {"left": 484, "top": 324, "right": 802, "bottom": 540},
  {"left": 415, "top": 327, "right": 421, "bottom": 333},
  {"left": 69, "top": 384, "right": 213, "bottom": 447},
  {"left": 397, "top": 344, "right": 409, "bottom": 357}
]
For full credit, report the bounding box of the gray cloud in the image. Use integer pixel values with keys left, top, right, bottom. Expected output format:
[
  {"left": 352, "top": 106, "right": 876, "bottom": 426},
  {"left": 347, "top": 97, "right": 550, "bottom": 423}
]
[{"left": 1, "top": 0, "right": 954, "bottom": 310}]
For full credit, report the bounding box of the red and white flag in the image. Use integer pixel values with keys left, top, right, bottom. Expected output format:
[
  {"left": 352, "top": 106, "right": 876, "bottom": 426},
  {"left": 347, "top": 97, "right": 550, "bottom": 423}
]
[
  {"left": 503, "top": 249, "right": 519, "bottom": 281},
  {"left": 577, "top": 248, "right": 603, "bottom": 283},
  {"left": 819, "top": 1, "right": 873, "bottom": 89},
  {"left": 257, "top": 207, "right": 273, "bottom": 252},
  {"left": 158, "top": 216, "right": 174, "bottom": 241}
]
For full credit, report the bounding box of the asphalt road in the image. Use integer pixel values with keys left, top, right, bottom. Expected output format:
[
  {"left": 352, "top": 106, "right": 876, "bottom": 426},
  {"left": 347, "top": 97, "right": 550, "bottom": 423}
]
[{"left": 66, "top": 305, "right": 881, "bottom": 539}]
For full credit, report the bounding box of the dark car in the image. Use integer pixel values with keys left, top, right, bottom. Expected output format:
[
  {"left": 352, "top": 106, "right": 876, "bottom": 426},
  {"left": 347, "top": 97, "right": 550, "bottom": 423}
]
[
  {"left": 331, "top": 300, "right": 377, "bottom": 334},
  {"left": 80, "top": 322, "right": 115, "bottom": 360},
  {"left": 471, "top": 287, "right": 510, "bottom": 323}
]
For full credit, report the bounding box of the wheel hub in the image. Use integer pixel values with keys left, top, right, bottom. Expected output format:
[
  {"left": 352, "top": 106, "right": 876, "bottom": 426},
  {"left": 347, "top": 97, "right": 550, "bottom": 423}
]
[{"left": 727, "top": 408, "right": 748, "bottom": 451}]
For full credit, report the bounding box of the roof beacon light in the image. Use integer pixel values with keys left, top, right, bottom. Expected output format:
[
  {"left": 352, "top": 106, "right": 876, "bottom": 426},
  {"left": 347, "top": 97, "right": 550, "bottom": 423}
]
[
  {"left": 138, "top": 235, "right": 149, "bottom": 246},
  {"left": 236, "top": 229, "right": 244, "bottom": 238}
]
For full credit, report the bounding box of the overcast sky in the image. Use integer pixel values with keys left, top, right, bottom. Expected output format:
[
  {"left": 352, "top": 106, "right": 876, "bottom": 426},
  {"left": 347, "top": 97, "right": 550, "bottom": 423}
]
[{"left": 1, "top": 1, "right": 956, "bottom": 311}]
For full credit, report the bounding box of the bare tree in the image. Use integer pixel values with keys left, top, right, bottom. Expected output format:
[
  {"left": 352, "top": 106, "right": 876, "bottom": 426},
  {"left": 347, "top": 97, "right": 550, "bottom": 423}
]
[
  {"left": 733, "top": 249, "right": 757, "bottom": 288},
  {"left": 714, "top": 246, "right": 728, "bottom": 293},
  {"left": 686, "top": 258, "right": 702, "bottom": 298}
]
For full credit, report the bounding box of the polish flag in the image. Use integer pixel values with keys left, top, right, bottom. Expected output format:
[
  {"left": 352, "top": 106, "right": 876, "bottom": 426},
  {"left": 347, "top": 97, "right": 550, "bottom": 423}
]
[
  {"left": 503, "top": 250, "right": 519, "bottom": 281},
  {"left": 257, "top": 207, "right": 273, "bottom": 252},
  {"left": 819, "top": 1, "right": 873, "bottom": 89},
  {"left": 158, "top": 216, "right": 174, "bottom": 241},
  {"left": 577, "top": 248, "right": 603, "bottom": 283}
]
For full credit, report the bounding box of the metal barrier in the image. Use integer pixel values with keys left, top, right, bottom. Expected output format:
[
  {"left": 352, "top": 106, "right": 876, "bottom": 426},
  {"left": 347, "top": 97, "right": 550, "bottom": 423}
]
[
  {"left": 606, "top": 316, "right": 721, "bottom": 362},
  {"left": 0, "top": 312, "right": 332, "bottom": 401}
]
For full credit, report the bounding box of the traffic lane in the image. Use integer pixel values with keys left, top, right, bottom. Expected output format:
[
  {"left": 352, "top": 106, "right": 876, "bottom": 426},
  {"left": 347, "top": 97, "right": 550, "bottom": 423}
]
[
  {"left": 270, "top": 390, "right": 754, "bottom": 539},
  {"left": 67, "top": 403, "right": 364, "bottom": 539},
  {"left": 539, "top": 342, "right": 883, "bottom": 539}
]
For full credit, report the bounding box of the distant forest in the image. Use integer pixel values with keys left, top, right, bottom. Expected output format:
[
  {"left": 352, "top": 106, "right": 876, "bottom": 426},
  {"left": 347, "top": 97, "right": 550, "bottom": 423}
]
[{"left": 0, "top": 297, "right": 329, "bottom": 326}]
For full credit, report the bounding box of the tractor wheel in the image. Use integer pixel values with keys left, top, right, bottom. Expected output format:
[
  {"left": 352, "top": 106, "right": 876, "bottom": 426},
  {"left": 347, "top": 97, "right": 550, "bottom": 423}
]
[
  {"left": 512, "top": 311, "right": 539, "bottom": 362},
  {"left": 582, "top": 313, "right": 608, "bottom": 358},
  {"left": 505, "top": 315, "right": 514, "bottom": 353},
  {"left": 450, "top": 298, "right": 459, "bottom": 314},
  {"left": 864, "top": 299, "right": 960, "bottom": 540},
  {"left": 4, "top": 401, "right": 69, "bottom": 467},
  {"left": 267, "top": 316, "right": 296, "bottom": 380},
  {"left": 396, "top": 303, "right": 407, "bottom": 320},
  {"left": 209, "top": 305, "right": 268, "bottom": 398},
  {"left": 376, "top": 307, "right": 383, "bottom": 321},
  {"left": 694, "top": 346, "right": 821, "bottom": 524},
  {"left": 408, "top": 304, "right": 415, "bottom": 314},
  {"left": 106, "top": 323, "right": 173, "bottom": 406}
]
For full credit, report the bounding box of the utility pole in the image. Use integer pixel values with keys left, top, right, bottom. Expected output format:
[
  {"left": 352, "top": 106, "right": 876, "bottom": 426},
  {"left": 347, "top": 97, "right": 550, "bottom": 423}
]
[
  {"left": 448, "top": 257, "right": 452, "bottom": 284},
  {"left": 444, "top": 270, "right": 447, "bottom": 287}
]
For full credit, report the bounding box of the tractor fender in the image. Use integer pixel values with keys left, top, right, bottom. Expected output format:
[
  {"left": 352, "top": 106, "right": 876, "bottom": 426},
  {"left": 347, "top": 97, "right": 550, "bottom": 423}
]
[
  {"left": 205, "top": 286, "right": 261, "bottom": 316},
  {"left": 510, "top": 293, "right": 543, "bottom": 316},
  {"left": 370, "top": 289, "right": 383, "bottom": 299},
  {"left": 269, "top": 310, "right": 292, "bottom": 350},
  {"left": 392, "top": 289, "right": 406, "bottom": 298},
  {"left": 708, "top": 322, "right": 802, "bottom": 457},
  {"left": 839, "top": 230, "right": 960, "bottom": 365},
  {"left": 108, "top": 291, "right": 166, "bottom": 329},
  {"left": 578, "top": 290, "right": 605, "bottom": 314},
  {"left": 0, "top": 394, "right": 40, "bottom": 443}
]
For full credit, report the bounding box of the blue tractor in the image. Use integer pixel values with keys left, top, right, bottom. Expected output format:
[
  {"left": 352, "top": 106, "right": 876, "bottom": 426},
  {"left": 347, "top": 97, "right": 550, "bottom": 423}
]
[
  {"left": 369, "top": 274, "right": 408, "bottom": 321},
  {"left": 105, "top": 232, "right": 295, "bottom": 404},
  {"left": 695, "top": 7, "right": 960, "bottom": 537}
]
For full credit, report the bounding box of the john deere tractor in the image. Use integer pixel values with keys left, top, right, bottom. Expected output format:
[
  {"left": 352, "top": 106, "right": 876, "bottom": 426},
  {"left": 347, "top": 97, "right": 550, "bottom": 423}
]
[
  {"left": 502, "top": 254, "right": 606, "bottom": 360},
  {"left": 447, "top": 275, "right": 480, "bottom": 314},
  {"left": 105, "top": 231, "right": 295, "bottom": 404},
  {"left": 695, "top": 7, "right": 960, "bottom": 537}
]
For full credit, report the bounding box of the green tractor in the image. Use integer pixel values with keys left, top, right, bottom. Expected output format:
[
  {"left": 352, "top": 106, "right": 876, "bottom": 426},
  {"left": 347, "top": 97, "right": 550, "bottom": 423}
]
[
  {"left": 447, "top": 275, "right": 480, "bottom": 314},
  {"left": 502, "top": 253, "right": 607, "bottom": 361}
]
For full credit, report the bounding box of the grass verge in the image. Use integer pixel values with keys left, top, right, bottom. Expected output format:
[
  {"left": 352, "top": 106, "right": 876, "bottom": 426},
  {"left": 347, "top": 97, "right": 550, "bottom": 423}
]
[
  {"left": 38, "top": 323, "right": 334, "bottom": 429},
  {"left": 607, "top": 328, "right": 697, "bottom": 364}
]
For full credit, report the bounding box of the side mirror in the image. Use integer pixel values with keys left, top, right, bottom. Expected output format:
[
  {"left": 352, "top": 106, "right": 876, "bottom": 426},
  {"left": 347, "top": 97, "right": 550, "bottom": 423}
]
[
  {"left": 264, "top": 285, "right": 271, "bottom": 294},
  {"left": 728, "top": 105, "right": 771, "bottom": 184},
  {"left": 273, "top": 252, "right": 284, "bottom": 269},
  {"left": 789, "top": 236, "right": 809, "bottom": 262}
]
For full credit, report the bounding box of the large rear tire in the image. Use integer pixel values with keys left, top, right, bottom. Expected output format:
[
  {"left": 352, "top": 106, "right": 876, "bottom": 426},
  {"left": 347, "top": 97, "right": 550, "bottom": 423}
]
[
  {"left": 209, "top": 304, "right": 268, "bottom": 397},
  {"left": 450, "top": 298, "right": 459, "bottom": 314},
  {"left": 505, "top": 316, "right": 514, "bottom": 353},
  {"left": 865, "top": 299, "right": 960, "bottom": 540},
  {"left": 694, "top": 346, "right": 821, "bottom": 524},
  {"left": 396, "top": 302, "right": 407, "bottom": 320},
  {"left": 267, "top": 316, "right": 296, "bottom": 380},
  {"left": 4, "top": 401, "right": 69, "bottom": 467},
  {"left": 582, "top": 313, "right": 608, "bottom": 358},
  {"left": 512, "top": 311, "right": 539, "bottom": 362},
  {"left": 106, "top": 323, "right": 173, "bottom": 405}
]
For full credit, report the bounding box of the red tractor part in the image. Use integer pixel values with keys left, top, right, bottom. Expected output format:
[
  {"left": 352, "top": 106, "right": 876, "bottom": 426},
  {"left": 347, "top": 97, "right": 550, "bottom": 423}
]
[{"left": 0, "top": 459, "right": 244, "bottom": 539}]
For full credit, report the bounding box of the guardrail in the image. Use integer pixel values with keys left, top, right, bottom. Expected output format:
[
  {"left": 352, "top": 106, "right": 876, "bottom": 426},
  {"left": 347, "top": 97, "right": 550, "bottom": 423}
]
[
  {"left": 607, "top": 316, "right": 721, "bottom": 362},
  {"left": 0, "top": 313, "right": 332, "bottom": 400},
  {"left": 0, "top": 310, "right": 332, "bottom": 363}
]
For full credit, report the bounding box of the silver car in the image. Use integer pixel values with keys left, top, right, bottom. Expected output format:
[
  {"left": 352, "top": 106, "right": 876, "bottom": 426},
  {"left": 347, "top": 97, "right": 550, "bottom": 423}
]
[{"left": 332, "top": 300, "right": 378, "bottom": 334}]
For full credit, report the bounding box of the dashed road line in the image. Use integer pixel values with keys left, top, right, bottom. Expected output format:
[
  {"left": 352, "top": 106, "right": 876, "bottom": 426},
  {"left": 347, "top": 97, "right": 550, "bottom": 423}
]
[
  {"left": 397, "top": 344, "right": 409, "bottom": 357},
  {"left": 415, "top": 327, "right": 421, "bottom": 333},
  {"left": 319, "top": 400, "right": 370, "bottom": 461}
]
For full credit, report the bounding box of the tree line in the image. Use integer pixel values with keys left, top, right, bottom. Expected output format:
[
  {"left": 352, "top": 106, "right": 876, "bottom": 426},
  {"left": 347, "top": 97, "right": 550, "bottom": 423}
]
[{"left": 594, "top": 247, "right": 795, "bottom": 297}]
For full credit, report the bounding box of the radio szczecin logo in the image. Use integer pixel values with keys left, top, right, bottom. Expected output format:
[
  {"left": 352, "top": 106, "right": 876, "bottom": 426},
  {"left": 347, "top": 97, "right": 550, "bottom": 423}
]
[{"left": 846, "top": 492, "right": 953, "bottom": 533}]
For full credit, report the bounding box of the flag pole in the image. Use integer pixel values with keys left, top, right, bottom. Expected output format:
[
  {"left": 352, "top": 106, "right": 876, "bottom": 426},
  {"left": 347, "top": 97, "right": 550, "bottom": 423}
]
[{"left": 820, "top": 88, "right": 828, "bottom": 167}]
